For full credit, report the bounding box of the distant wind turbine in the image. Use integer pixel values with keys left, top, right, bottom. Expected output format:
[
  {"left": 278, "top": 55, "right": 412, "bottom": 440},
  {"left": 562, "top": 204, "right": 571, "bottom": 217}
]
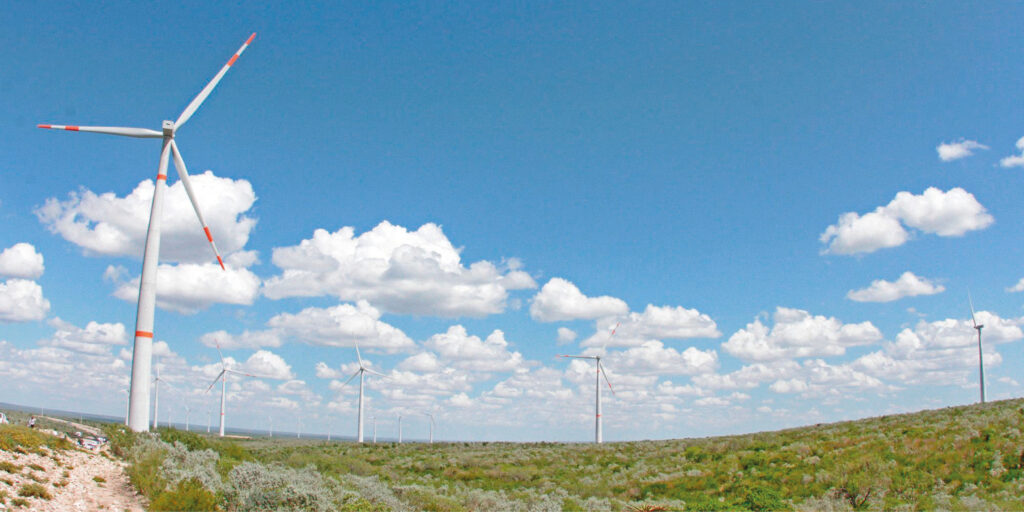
[
  {"left": 151, "top": 364, "right": 172, "bottom": 429},
  {"left": 426, "top": 413, "right": 435, "bottom": 444},
  {"left": 338, "top": 340, "right": 387, "bottom": 443},
  {"left": 559, "top": 322, "right": 619, "bottom": 444},
  {"left": 398, "top": 415, "right": 403, "bottom": 443},
  {"left": 372, "top": 416, "right": 377, "bottom": 443},
  {"left": 969, "top": 292, "right": 986, "bottom": 403},
  {"left": 205, "top": 342, "right": 275, "bottom": 437},
  {"left": 38, "top": 34, "right": 256, "bottom": 432},
  {"left": 184, "top": 404, "right": 192, "bottom": 432},
  {"left": 268, "top": 416, "right": 273, "bottom": 438}
]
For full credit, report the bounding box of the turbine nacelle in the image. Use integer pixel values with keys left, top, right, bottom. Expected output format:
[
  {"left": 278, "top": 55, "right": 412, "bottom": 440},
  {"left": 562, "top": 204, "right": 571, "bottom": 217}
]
[{"left": 162, "top": 120, "right": 175, "bottom": 137}]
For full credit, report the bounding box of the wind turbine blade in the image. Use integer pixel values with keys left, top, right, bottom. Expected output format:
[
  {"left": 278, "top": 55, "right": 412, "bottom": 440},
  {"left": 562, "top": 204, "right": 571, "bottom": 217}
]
[
  {"left": 169, "top": 141, "right": 226, "bottom": 270},
  {"left": 354, "top": 339, "right": 365, "bottom": 368},
  {"left": 339, "top": 369, "right": 362, "bottom": 388},
  {"left": 968, "top": 290, "right": 979, "bottom": 327},
  {"left": 365, "top": 368, "right": 387, "bottom": 378},
  {"left": 205, "top": 370, "right": 226, "bottom": 393},
  {"left": 599, "top": 361, "right": 615, "bottom": 396},
  {"left": 225, "top": 369, "right": 277, "bottom": 380},
  {"left": 174, "top": 33, "right": 256, "bottom": 130},
  {"left": 37, "top": 124, "right": 162, "bottom": 138},
  {"left": 215, "top": 340, "right": 225, "bottom": 365},
  {"left": 558, "top": 354, "right": 597, "bottom": 360},
  {"left": 600, "top": 322, "right": 621, "bottom": 353}
]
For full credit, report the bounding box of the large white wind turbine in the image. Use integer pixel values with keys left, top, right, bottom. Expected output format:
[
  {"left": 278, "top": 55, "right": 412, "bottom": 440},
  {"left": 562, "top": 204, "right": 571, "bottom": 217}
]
[
  {"left": 205, "top": 342, "right": 274, "bottom": 437},
  {"left": 38, "top": 34, "right": 256, "bottom": 432},
  {"left": 969, "top": 292, "right": 986, "bottom": 404},
  {"left": 338, "top": 340, "right": 387, "bottom": 443},
  {"left": 559, "top": 322, "right": 619, "bottom": 444}
]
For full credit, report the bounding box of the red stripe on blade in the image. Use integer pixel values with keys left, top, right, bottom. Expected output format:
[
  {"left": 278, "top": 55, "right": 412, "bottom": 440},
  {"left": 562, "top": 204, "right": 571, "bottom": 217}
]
[
  {"left": 204, "top": 227, "right": 213, "bottom": 242},
  {"left": 66, "top": 126, "right": 79, "bottom": 131},
  {"left": 227, "top": 54, "right": 239, "bottom": 66},
  {"left": 246, "top": 33, "right": 256, "bottom": 45},
  {"left": 38, "top": 124, "right": 51, "bottom": 129},
  {"left": 217, "top": 256, "right": 225, "bottom": 270},
  {"left": 136, "top": 331, "right": 153, "bottom": 338}
]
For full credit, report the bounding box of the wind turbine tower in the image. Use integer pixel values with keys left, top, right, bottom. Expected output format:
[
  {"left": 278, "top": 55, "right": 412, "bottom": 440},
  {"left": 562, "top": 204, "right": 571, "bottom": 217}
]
[
  {"left": 559, "top": 322, "right": 618, "bottom": 444},
  {"left": 206, "top": 342, "right": 274, "bottom": 437},
  {"left": 340, "top": 340, "right": 386, "bottom": 443},
  {"left": 969, "top": 292, "right": 986, "bottom": 403},
  {"left": 38, "top": 34, "right": 256, "bottom": 432}
]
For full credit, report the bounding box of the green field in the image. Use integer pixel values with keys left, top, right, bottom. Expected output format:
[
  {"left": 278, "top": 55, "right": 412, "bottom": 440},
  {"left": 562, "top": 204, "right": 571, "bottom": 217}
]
[{"left": 13, "top": 398, "right": 1024, "bottom": 511}]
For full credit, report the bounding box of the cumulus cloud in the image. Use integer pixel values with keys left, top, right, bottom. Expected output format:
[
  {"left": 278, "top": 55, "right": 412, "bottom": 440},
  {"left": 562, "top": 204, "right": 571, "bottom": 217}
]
[
  {"left": 604, "top": 341, "right": 718, "bottom": 376},
  {"left": 693, "top": 360, "right": 801, "bottom": 390},
  {"left": 238, "top": 350, "right": 295, "bottom": 380},
  {"left": 937, "top": 139, "right": 988, "bottom": 162},
  {"left": 582, "top": 304, "right": 721, "bottom": 348},
  {"left": 854, "top": 312, "right": 1022, "bottom": 386},
  {"left": 111, "top": 260, "right": 261, "bottom": 314},
  {"left": 1007, "top": 278, "right": 1024, "bottom": 293},
  {"left": 424, "top": 326, "right": 527, "bottom": 373},
  {"left": 999, "top": 136, "right": 1024, "bottom": 168},
  {"left": 821, "top": 187, "right": 993, "bottom": 255},
  {"left": 36, "top": 171, "right": 257, "bottom": 263},
  {"left": 266, "top": 301, "right": 415, "bottom": 353},
  {"left": 723, "top": 307, "right": 882, "bottom": 362},
  {"left": 0, "top": 243, "right": 44, "bottom": 279},
  {"left": 0, "top": 279, "right": 50, "bottom": 322},
  {"left": 529, "top": 278, "right": 628, "bottom": 322},
  {"left": 768, "top": 359, "right": 884, "bottom": 396},
  {"left": 397, "top": 352, "right": 442, "bottom": 373},
  {"left": 262, "top": 221, "right": 536, "bottom": 317},
  {"left": 201, "top": 329, "right": 283, "bottom": 350},
  {"left": 847, "top": 272, "right": 945, "bottom": 302},
  {"left": 39, "top": 317, "right": 127, "bottom": 355},
  {"left": 556, "top": 327, "right": 578, "bottom": 345}
]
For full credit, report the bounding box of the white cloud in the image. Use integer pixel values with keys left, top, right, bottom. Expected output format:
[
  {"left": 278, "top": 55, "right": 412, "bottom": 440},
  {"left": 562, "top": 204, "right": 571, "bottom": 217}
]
[
  {"left": 36, "top": 171, "right": 257, "bottom": 263},
  {"left": 937, "top": 139, "right": 988, "bottom": 162},
  {"left": 111, "top": 261, "right": 261, "bottom": 314},
  {"left": 397, "top": 352, "right": 442, "bottom": 373},
  {"left": 847, "top": 271, "right": 945, "bottom": 302},
  {"left": 693, "top": 360, "right": 801, "bottom": 390},
  {"left": 999, "top": 136, "right": 1024, "bottom": 168},
  {"left": 447, "top": 392, "right": 474, "bottom": 408},
  {"left": 424, "top": 326, "right": 527, "bottom": 373},
  {"left": 582, "top": 304, "right": 721, "bottom": 348},
  {"left": 266, "top": 301, "right": 415, "bottom": 353},
  {"left": 238, "top": 350, "right": 295, "bottom": 380},
  {"left": 0, "top": 279, "right": 50, "bottom": 322},
  {"left": 39, "top": 317, "right": 127, "bottom": 355},
  {"left": 556, "top": 327, "right": 578, "bottom": 345},
  {"left": 201, "top": 329, "right": 283, "bottom": 350},
  {"left": 529, "top": 278, "right": 628, "bottom": 322},
  {"left": 602, "top": 341, "right": 718, "bottom": 376},
  {"left": 1007, "top": 278, "right": 1024, "bottom": 293},
  {"left": 854, "top": 312, "right": 1023, "bottom": 386},
  {"left": 0, "top": 243, "right": 44, "bottom": 279},
  {"left": 723, "top": 307, "right": 882, "bottom": 362},
  {"left": 821, "top": 187, "right": 993, "bottom": 255},
  {"left": 262, "top": 221, "right": 536, "bottom": 317}
]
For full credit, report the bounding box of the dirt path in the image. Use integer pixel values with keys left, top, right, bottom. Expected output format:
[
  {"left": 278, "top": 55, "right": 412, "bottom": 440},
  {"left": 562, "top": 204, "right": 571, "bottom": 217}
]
[{"left": 0, "top": 431, "right": 146, "bottom": 511}]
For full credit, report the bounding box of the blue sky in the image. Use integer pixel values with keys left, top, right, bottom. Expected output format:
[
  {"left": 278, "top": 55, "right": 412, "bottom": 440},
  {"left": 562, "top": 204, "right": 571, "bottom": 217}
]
[{"left": 2, "top": 2, "right": 1023, "bottom": 441}]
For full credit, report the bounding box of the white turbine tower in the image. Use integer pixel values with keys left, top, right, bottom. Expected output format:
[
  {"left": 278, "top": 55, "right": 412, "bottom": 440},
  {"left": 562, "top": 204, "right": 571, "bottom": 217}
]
[
  {"left": 184, "top": 404, "right": 192, "bottom": 432},
  {"left": 969, "top": 292, "right": 986, "bottom": 404},
  {"left": 339, "top": 340, "right": 386, "bottom": 443},
  {"left": 426, "top": 413, "right": 435, "bottom": 444},
  {"left": 372, "top": 416, "right": 377, "bottom": 443},
  {"left": 151, "top": 364, "right": 171, "bottom": 429},
  {"left": 398, "top": 415, "right": 403, "bottom": 443},
  {"left": 37, "top": 34, "right": 256, "bottom": 432},
  {"left": 205, "top": 342, "right": 273, "bottom": 437},
  {"left": 559, "top": 322, "right": 618, "bottom": 444}
]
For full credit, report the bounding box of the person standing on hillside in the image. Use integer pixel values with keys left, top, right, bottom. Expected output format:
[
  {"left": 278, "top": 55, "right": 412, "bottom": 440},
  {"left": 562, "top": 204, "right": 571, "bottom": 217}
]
[{"left": 28, "top": 416, "right": 36, "bottom": 428}]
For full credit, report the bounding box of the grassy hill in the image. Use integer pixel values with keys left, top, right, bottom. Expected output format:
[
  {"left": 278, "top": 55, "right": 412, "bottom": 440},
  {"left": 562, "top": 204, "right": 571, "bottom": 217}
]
[{"left": 66, "top": 398, "right": 1024, "bottom": 510}]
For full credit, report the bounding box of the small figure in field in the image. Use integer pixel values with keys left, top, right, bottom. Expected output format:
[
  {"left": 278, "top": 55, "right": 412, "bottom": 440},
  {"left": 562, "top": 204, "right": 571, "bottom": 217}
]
[{"left": 28, "top": 415, "right": 36, "bottom": 428}]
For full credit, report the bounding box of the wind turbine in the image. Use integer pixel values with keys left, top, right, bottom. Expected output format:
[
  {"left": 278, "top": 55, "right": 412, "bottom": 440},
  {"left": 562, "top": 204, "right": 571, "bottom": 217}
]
[
  {"left": 969, "top": 292, "right": 986, "bottom": 403},
  {"left": 372, "top": 416, "right": 377, "bottom": 443},
  {"left": 426, "top": 413, "right": 435, "bottom": 444},
  {"left": 268, "top": 416, "right": 273, "bottom": 438},
  {"left": 38, "top": 34, "right": 256, "bottom": 433},
  {"left": 338, "top": 340, "right": 386, "bottom": 443},
  {"left": 398, "top": 415, "right": 403, "bottom": 443},
  {"left": 151, "top": 363, "right": 171, "bottom": 429},
  {"left": 184, "top": 404, "right": 192, "bottom": 432},
  {"left": 559, "top": 322, "right": 618, "bottom": 444},
  {"left": 205, "top": 342, "right": 274, "bottom": 437}
]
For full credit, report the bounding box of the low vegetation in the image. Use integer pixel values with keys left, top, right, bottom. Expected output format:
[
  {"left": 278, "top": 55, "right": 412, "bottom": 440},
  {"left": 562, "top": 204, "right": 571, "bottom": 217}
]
[{"left": 102, "top": 398, "right": 1024, "bottom": 510}]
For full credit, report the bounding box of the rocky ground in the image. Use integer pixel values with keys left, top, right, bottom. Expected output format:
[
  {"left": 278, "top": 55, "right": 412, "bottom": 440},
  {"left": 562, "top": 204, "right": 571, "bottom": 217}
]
[{"left": 0, "top": 429, "right": 146, "bottom": 511}]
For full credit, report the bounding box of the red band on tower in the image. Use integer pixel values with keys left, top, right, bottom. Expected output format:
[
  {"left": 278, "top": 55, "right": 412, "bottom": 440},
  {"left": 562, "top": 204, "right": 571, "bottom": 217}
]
[{"left": 136, "top": 331, "right": 153, "bottom": 338}]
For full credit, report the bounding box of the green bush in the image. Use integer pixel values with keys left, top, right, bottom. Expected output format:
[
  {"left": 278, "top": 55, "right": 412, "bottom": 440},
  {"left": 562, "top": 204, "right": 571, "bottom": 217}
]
[
  {"left": 17, "top": 482, "right": 51, "bottom": 500},
  {"left": 0, "top": 461, "right": 21, "bottom": 474},
  {"left": 0, "top": 425, "right": 71, "bottom": 453},
  {"left": 742, "top": 486, "right": 789, "bottom": 511},
  {"left": 157, "top": 427, "right": 211, "bottom": 452},
  {"left": 149, "top": 478, "right": 218, "bottom": 511}
]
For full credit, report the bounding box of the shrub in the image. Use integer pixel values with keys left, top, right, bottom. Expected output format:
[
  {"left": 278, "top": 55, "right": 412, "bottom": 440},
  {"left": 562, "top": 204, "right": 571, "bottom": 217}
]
[
  {"left": 161, "top": 441, "right": 222, "bottom": 492},
  {"left": 0, "top": 425, "right": 71, "bottom": 453},
  {"left": 149, "top": 478, "right": 218, "bottom": 512},
  {"left": 0, "top": 461, "right": 21, "bottom": 474},
  {"left": 742, "top": 486, "right": 790, "bottom": 511},
  {"left": 17, "top": 482, "right": 51, "bottom": 500},
  {"left": 157, "top": 427, "right": 211, "bottom": 452},
  {"left": 226, "top": 461, "right": 338, "bottom": 512},
  {"left": 26, "top": 463, "right": 43, "bottom": 472},
  {"left": 93, "top": 475, "right": 106, "bottom": 483}
]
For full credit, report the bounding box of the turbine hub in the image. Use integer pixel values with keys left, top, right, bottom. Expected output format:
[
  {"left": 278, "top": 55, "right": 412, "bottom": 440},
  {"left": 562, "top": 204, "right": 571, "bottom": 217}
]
[{"left": 162, "top": 120, "right": 175, "bottom": 137}]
